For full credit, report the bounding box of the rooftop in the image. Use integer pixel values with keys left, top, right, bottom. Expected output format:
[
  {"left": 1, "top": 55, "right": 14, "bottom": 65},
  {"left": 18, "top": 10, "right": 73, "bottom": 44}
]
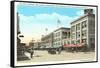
[
  {"left": 54, "top": 27, "right": 70, "bottom": 32},
  {"left": 41, "top": 32, "right": 53, "bottom": 40},
  {"left": 71, "top": 13, "right": 95, "bottom": 24}
]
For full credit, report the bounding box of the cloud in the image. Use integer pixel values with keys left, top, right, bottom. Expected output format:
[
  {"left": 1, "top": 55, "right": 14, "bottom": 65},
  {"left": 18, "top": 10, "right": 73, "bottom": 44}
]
[
  {"left": 19, "top": 12, "right": 79, "bottom": 43},
  {"left": 76, "top": 10, "right": 84, "bottom": 16}
]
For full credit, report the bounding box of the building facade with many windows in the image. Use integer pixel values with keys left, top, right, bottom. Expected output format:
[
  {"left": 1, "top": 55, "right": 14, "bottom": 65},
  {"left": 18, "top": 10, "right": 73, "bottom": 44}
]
[
  {"left": 53, "top": 27, "right": 70, "bottom": 48},
  {"left": 41, "top": 33, "right": 53, "bottom": 48},
  {"left": 70, "top": 9, "right": 95, "bottom": 49},
  {"left": 41, "top": 27, "right": 70, "bottom": 48}
]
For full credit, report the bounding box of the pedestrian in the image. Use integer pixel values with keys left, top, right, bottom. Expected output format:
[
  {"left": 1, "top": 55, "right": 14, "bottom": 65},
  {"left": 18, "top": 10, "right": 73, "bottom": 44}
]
[
  {"left": 58, "top": 47, "right": 62, "bottom": 54},
  {"left": 31, "top": 51, "right": 34, "bottom": 58},
  {"left": 71, "top": 47, "right": 74, "bottom": 53},
  {"left": 30, "top": 49, "right": 34, "bottom": 58}
]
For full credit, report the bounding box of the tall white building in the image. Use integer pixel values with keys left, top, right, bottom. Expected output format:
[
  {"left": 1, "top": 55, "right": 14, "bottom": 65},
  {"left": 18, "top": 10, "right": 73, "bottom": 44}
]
[{"left": 70, "top": 9, "right": 95, "bottom": 49}]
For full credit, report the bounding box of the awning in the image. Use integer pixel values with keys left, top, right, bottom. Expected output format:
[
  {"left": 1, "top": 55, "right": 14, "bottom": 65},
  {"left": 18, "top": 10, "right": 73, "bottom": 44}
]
[{"left": 63, "top": 44, "right": 83, "bottom": 47}]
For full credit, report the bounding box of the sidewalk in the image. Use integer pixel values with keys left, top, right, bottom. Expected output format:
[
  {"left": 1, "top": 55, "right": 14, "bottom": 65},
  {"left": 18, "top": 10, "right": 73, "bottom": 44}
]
[{"left": 17, "top": 52, "right": 30, "bottom": 61}]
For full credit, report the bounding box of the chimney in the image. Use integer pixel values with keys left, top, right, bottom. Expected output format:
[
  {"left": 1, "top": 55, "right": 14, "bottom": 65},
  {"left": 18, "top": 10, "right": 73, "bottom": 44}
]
[{"left": 84, "top": 9, "right": 93, "bottom": 14}]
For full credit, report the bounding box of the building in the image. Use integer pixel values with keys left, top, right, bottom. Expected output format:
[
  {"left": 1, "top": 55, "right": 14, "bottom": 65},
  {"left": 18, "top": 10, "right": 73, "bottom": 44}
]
[
  {"left": 41, "top": 27, "right": 70, "bottom": 48},
  {"left": 17, "top": 12, "right": 29, "bottom": 60},
  {"left": 29, "top": 40, "right": 34, "bottom": 49},
  {"left": 70, "top": 9, "right": 95, "bottom": 49},
  {"left": 41, "top": 33, "right": 53, "bottom": 48},
  {"left": 62, "top": 30, "right": 70, "bottom": 46},
  {"left": 53, "top": 27, "right": 70, "bottom": 48},
  {"left": 33, "top": 42, "right": 42, "bottom": 49}
]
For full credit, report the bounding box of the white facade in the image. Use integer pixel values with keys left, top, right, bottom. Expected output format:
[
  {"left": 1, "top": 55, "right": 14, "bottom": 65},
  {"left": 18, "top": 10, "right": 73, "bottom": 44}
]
[
  {"left": 53, "top": 27, "right": 70, "bottom": 48},
  {"left": 71, "top": 13, "right": 95, "bottom": 49}
]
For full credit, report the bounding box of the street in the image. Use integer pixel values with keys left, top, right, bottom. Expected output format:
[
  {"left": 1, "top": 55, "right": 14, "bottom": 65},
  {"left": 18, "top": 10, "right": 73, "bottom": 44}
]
[{"left": 17, "top": 50, "right": 95, "bottom": 66}]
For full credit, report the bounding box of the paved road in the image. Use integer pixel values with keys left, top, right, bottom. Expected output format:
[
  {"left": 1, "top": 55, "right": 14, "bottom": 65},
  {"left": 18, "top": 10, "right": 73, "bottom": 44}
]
[{"left": 17, "top": 50, "right": 95, "bottom": 66}]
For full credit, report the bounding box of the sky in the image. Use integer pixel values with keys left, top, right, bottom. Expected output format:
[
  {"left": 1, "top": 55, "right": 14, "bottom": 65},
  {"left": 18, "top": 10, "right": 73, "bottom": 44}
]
[{"left": 16, "top": 3, "right": 94, "bottom": 44}]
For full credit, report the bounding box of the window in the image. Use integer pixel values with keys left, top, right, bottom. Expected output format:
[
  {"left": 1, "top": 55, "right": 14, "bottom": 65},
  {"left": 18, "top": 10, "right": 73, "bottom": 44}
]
[
  {"left": 71, "top": 41, "right": 75, "bottom": 44},
  {"left": 82, "top": 30, "right": 87, "bottom": 37},
  {"left": 56, "top": 43, "right": 57, "bottom": 45},
  {"left": 68, "top": 32, "right": 70, "bottom": 38},
  {"left": 76, "top": 40, "right": 80, "bottom": 44},
  {"left": 76, "top": 32, "right": 80, "bottom": 38},
  {"left": 56, "top": 42, "right": 60, "bottom": 45},
  {"left": 62, "top": 36, "right": 67, "bottom": 39},
  {"left": 62, "top": 32, "right": 67, "bottom": 34},
  {"left": 58, "top": 38, "right": 60, "bottom": 41},
  {"left": 67, "top": 41, "right": 70, "bottom": 44},
  {"left": 82, "top": 39, "right": 87, "bottom": 43},
  {"left": 56, "top": 33, "right": 58, "bottom": 37},
  {"left": 62, "top": 32, "right": 67, "bottom": 38},
  {"left": 58, "top": 32, "right": 60, "bottom": 36},
  {"left": 55, "top": 38, "right": 60, "bottom": 42},
  {"left": 54, "top": 33, "right": 57, "bottom": 37},
  {"left": 90, "top": 38, "right": 95, "bottom": 43},
  {"left": 66, "top": 32, "right": 70, "bottom": 38},
  {"left": 71, "top": 26, "right": 75, "bottom": 32},
  {"left": 71, "top": 33, "right": 75, "bottom": 39},
  {"left": 64, "top": 41, "right": 66, "bottom": 44},
  {"left": 82, "top": 21, "right": 87, "bottom": 28},
  {"left": 76, "top": 23, "right": 80, "bottom": 30}
]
